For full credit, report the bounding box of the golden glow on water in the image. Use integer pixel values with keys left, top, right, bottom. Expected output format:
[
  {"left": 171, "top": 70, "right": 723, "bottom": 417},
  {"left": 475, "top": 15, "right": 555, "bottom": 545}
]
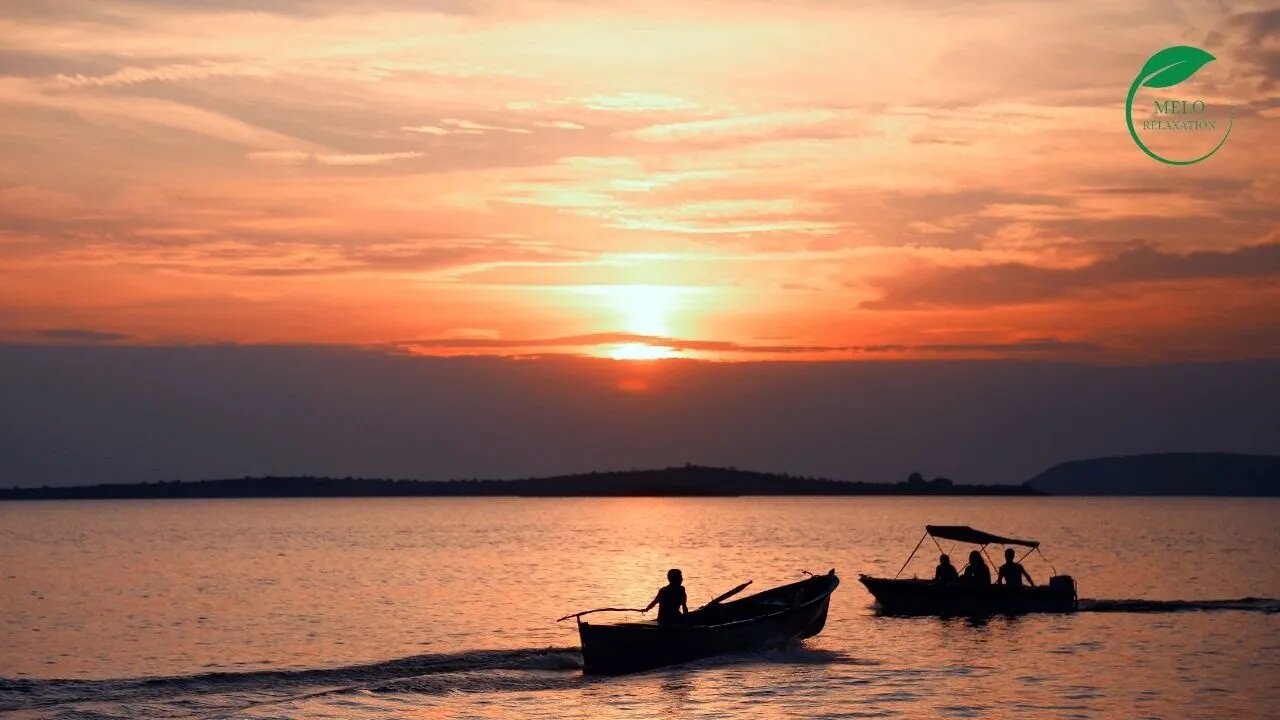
[{"left": 1, "top": 498, "right": 1277, "bottom": 719}]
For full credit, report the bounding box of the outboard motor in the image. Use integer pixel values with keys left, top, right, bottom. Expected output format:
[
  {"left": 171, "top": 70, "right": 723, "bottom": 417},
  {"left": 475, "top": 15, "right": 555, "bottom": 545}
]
[{"left": 1049, "top": 575, "right": 1078, "bottom": 609}]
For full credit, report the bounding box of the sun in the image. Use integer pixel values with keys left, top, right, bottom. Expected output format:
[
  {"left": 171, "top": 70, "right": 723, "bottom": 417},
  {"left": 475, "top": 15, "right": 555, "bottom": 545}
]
[
  {"left": 570, "top": 284, "right": 699, "bottom": 360},
  {"left": 608, "top": 284, "right": 683, "bottom": 337}
]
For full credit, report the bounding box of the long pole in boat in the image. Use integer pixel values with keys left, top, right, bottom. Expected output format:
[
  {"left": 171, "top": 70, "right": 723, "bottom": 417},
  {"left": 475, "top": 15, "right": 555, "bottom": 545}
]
[
  {"left": 556, "top": 607, "right": 645, "bottom": 623},
  {"left": 704, "top": 580, "right": 753, "bottom": 607},
  {"left": 894, "top": 531, "right": 929, "bottom": 579}
]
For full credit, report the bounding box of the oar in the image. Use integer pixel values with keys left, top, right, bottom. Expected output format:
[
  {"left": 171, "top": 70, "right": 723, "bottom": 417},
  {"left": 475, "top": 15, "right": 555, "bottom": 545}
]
[
  {"left": 556, "top": 607, "right": 646, "bottom": 622},
  {"left": 703, "top": 580, "right": 752, "bottom": 608}
]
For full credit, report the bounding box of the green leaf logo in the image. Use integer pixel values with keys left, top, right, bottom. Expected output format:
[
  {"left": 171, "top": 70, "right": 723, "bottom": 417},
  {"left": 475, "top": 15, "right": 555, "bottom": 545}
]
[
  {"left": 1125, "top": 45, "right": 1233, "bottom": 166},
  {"left": 1138, "top": 45, "right": 1216, "bottom": 89}
]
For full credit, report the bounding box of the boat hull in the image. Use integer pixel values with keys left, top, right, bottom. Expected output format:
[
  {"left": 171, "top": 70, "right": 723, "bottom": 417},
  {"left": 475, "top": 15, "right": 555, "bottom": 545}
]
[
  {"left": 859, "top": 575, "right": 1077, "bottom": 616},
  {"left": 579, "top": 572, "right": 838, "bottom": 675}
]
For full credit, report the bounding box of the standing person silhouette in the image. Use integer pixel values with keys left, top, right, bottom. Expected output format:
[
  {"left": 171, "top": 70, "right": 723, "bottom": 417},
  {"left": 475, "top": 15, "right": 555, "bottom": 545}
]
[
  {"left": 644, "top": 568, "right": 689, "bottom": 624},
  {"left": 997, "top": 548, "right": 1035, "bottom": 588}
]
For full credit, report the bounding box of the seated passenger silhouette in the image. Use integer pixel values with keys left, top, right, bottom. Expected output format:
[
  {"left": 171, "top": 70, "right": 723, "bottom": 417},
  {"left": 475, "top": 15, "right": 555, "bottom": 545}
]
[
  {"left": 997, "top": 548, "right": 1035, "bottom": 588},
  {"left": 644, "top": 568, "right": 689, "bottom": 624},
  {"left": 961, "top": 550, "right": 991, "bottom": 585},
  {"left": 934, "top": 554, "right": 959, "bottom": 583}
]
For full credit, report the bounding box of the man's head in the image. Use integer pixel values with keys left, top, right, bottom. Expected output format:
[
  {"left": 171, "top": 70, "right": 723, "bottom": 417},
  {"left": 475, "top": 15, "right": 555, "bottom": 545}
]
[
  {"left": 667, "top": 568, "right": 683, "bottom": 585},
  {"left": 1005, "top": 548, "right": 1016, "bottom": 561},
  {"left": 939, "top": 554, "right": 951, "bottom": 565}
]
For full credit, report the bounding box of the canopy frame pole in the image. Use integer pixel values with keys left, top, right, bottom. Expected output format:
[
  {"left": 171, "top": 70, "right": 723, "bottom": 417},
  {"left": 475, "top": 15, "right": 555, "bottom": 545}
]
[
  {"left": 894, "top": 531, "right": 929, "bottom": 579},
  {"left": 980, "top": 544, "right": 998, "bottom": 573},
  {"left": 930, "top": 535, "right": 946, "bottom": 555}
]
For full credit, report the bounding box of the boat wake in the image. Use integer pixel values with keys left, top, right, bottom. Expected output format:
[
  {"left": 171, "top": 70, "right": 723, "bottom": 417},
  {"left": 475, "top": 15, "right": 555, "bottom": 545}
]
[
  {"left": 1079, "top": 597, "right": 1280, "bottom": 614},
  {"left": 0, "top": 643, "right": 863, "bottom": 718},
  {"left": 0, "top": 647, "right": 584, "bottom": 717},
  {"left": 680, "top": 645, "right": 876, "bottom": 672}
]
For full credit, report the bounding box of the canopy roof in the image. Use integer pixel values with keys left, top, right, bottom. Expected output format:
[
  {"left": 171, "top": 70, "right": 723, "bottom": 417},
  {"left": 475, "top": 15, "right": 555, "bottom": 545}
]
[{"left": 926, "top": 525, "right": 1039, "bottom": 548}]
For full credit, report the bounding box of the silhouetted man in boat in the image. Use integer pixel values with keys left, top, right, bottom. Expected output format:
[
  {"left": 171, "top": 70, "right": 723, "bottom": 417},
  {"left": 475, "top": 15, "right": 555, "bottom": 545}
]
[
  {"left": 934, "top": 554, "right": 959, "bottom": 583},
  {"left": 997, "top": 548, "right": 1035, "bottom": 588},
  {"left": 644, "top": 568, "right": 689, "bottom": 625},
  {"left": 961, "top": 550, "right": 991, "bottom": 585}
]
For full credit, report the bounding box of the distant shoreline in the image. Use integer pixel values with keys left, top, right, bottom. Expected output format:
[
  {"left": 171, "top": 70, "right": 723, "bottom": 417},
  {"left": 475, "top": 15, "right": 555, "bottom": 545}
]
[
  {"left": 0, "top": 490, "right": 1039, "bottom": 500},
  {"left": 5, "top": 453, "right": 1277, "bottom": 500},
  {"left": 5, "top": 486, "right": 1274, "bottom": 499},
  {"left": 0, "top": 465, "right": 1036, "bottom": 500}
]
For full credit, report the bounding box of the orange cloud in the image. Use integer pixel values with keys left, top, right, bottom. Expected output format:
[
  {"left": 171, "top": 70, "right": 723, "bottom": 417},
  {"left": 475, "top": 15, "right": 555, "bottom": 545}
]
[{"left": 0, "top": 1, "right": 1276, "bottom": 361}]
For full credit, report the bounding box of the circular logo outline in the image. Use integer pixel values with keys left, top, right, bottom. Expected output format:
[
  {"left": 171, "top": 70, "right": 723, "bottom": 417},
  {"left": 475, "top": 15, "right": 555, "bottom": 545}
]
[{"left": 1125, "top": 45, "right": 1234, "bottom": 166}]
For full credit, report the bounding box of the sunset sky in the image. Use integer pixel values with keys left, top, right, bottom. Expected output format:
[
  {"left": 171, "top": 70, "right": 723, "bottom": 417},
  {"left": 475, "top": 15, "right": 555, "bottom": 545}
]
[
  {"left": 1, "top": 1, "right": 1279, "bottom": 486},
  {"left": 2, "top": 0, "right": 1277, "bottom": 363}
]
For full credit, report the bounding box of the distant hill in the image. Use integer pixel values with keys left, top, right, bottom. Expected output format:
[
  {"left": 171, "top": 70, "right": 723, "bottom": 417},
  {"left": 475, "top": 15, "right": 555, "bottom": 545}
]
[
  {"left": 0, "top": 465, "right": 1037, "bottom": 500},
  {"left": 1027, "top": 453, "right": 1280, "bottom": 496}
]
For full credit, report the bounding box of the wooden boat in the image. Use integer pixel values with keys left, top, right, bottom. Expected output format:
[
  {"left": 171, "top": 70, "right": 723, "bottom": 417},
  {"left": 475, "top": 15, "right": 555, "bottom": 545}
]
[
  {"left": 569, "top": 570, "right": 839, "bottom": 675},
  {"left": 859, "top": 526, "right": 1077, "bottom": 615}
]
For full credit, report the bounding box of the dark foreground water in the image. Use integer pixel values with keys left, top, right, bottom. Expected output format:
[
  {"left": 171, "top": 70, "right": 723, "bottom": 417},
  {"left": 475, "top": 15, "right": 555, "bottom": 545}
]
[{"left": 1, "top": 497, "right": 1277, "bottom": 719}]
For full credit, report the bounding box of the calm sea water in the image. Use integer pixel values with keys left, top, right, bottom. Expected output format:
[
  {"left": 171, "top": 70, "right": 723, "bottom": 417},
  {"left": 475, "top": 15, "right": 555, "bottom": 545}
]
[{"left": 1, "top": 497, "right": 1278, "bottom": 719}]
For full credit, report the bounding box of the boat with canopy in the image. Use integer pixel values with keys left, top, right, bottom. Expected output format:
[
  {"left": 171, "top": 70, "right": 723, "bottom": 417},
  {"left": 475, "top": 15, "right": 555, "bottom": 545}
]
[
  {"left": 859, "top": 526, "right": 1077, "bottom": 615},
  {"left": 562, "top": 570, "right": 839, "bottom": 675}
]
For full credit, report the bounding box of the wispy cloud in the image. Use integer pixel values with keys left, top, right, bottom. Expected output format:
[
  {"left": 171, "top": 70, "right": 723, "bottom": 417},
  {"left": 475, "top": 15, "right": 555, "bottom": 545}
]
[
  {"left": 862, "top": 241, "right": 1280, "bottom": 310},
  {"left": 573, "top": 93, "right": 700, "bottom": 112},
  {"left": 248, "top": 151, "right": 423, "bottom": 166},
  {"left": 535, "top": 120, "right": 585, "bottom": 130},
  {"left": 401, "top": 118, "right": 532, "bottom": 135},
  {"left": 52, "top": 61, "right": 272, "bottom": 88},
  {"left": 396, "top": 331, "right": 1098, "bottom": 358},
  {"left": 34, "top": 328, "right": 131, "bottom": 343},
  {"left": 626, "top": 110, "right": 842, "bottom": 143}
]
